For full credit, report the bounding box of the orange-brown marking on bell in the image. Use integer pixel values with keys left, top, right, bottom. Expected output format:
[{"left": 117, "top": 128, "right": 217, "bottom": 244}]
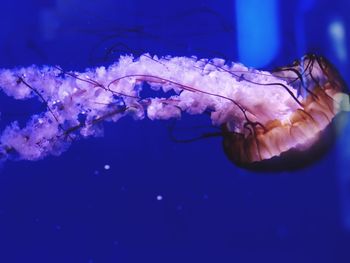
[{"left": 222, "top": 55, "right": 349, "bottom": 170}]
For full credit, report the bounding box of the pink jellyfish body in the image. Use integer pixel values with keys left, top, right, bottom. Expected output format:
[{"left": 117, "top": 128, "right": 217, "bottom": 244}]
[{"left": 0, "top": 54, "right": 348, "bottom": 170}]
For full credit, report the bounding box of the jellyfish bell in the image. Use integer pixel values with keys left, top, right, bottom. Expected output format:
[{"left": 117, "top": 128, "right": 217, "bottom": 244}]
[{"left": 221, "top": 54, "right": 350, "bottom": 171}]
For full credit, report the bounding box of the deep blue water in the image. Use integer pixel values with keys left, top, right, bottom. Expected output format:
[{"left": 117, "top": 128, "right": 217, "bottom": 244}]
[{"left": 0, "top": 0, "right": 350, "bottom": 262}]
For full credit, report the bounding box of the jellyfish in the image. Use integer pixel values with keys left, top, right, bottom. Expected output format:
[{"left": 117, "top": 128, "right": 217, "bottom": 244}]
[{"left": 0, "top": 54, "right": 348, "bottom": 170}]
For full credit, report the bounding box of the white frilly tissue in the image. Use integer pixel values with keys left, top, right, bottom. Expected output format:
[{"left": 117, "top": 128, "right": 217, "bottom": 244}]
[{"left": 0, "top": 54, "right": 309, "bottom": 162}]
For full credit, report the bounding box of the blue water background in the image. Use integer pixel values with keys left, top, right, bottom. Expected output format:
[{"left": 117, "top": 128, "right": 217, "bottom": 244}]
[{"left": 0, "top": 0, "right": 350, "bottom": 262}]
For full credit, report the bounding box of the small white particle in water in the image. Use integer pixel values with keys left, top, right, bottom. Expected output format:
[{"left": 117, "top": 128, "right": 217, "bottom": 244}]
[
  {"left": 104, "top": 164, "right": 110, "bottom": 170},
  {"left": 156, "top": 195, "right": 163, "bottom": 201}
]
